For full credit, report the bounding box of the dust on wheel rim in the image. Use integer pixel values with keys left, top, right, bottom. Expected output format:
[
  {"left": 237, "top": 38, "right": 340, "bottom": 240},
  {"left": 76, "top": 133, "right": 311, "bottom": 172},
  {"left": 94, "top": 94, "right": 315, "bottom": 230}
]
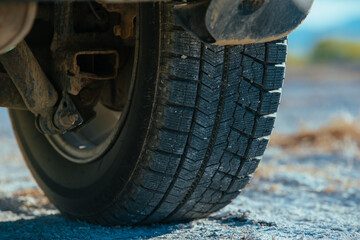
[
  {"left": 46, "top": 7, "right": 139, "bottom": 165},
  {"left": 46, "top": 51, "right": 138, "bottom": 164},
  {"left": 46, "top": 104, "right": 123, "bottom": 164}
]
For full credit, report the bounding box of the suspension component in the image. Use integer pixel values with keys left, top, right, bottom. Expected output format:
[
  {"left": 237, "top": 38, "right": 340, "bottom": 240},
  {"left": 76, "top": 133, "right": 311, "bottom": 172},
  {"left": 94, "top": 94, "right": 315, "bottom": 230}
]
[
  {"left": 66, "top": 50, "right": 119, "bottom": 95},
  {"left": 99, "top": 2, "right": 137, "bottom": 39},
  {"left": 53, "top": 93, "right": 83, "bottom": 131},
  {"left": 0, "top": 41, "right": 58, "bottom": 115},
  {"left": 0, "top": 1, "right": 131, "bottom": 135},
  {"left": 0, "top": 74, "right": 26, "bottom": 110}
]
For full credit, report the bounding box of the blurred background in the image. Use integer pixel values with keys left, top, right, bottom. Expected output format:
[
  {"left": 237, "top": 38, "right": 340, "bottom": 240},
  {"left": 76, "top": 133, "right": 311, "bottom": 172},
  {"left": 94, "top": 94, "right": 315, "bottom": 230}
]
[
  {"left": 0, "top": 0, "right": 359, "bottom": 238},
  {"left": 276, "top": 0, "right": 360, "bottom": 134}
]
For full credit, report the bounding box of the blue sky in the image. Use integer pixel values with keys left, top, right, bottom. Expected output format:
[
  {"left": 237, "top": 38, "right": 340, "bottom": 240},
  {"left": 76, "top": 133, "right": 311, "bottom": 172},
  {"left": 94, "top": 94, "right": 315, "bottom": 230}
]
[
  {"left": 297, "top": 0, "right": 360, "bottom": 31},
  {"left": 288, "top": 0, "right": 360, "bottom": 55}
]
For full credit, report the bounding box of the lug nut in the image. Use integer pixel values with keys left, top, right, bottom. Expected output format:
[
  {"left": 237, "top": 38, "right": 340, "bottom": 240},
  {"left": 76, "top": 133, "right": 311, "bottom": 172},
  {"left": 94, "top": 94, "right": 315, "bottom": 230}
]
[{"left": 59, "top": 112, "right": 79, "bottom": 128}]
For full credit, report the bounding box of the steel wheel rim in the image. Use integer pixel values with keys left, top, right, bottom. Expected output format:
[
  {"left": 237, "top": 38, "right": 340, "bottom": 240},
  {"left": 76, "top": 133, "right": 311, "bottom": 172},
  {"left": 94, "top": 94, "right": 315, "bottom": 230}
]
[{"left": 46, "top": 5, "right": 139, "bottom": 164}]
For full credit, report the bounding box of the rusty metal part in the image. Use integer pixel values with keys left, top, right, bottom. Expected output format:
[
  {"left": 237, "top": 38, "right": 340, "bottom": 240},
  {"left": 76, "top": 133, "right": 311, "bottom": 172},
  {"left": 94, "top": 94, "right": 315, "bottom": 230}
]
[
  {"left": 0, "top": 2, "right": 134, "bottom": 134},
  {"left": 0, "top": 1, "right": 131, "bottom": 135},
  {"left": 64, "top": 50, "right": 119, "bottom": 96},
  {"left": 100, "top": 51, "right": 133, "bottom": 111},
  {"left": 53, "top": 93, "right": 83, "bottom": 131},
  {"left": 46, "top": 2, "right": 123, "bottom": 133},
  {"left": 72, "top": 82, "right": 104, "bottom": 122},
  {"left": 0, "top": 41, "right": 58, "bottom": 115},
  {"left": 51, "top": 2, "right": 74, "bottom": 54},
  {"left": 174, "top": 0, "right": 314, "bottom": 45},
  {"left": 0, "top": 41, "right": 62, "bottom": 134},
  {"left": 35, "top": 93, "right": 84, "bottom": 135},
  {"left": 99, "top": 2, "right": 137, "bottom": 39},
  {"left": 52, "top": 3, "right": 121, "bottom": 95},
  {"left": 0, "top": 74, "right": 26, "bottom": 110},
  {"left": 0, "top": 2, "right": 37, "bottom": 54},
  {"left": 67, "top": 78, "right": 93, "bottom": 96},
  {"left": 71, "top": 50, "right": 119, "bottom": 80},
  {"left": 58, "top": 112, "right": 79, "bottom": 128}
]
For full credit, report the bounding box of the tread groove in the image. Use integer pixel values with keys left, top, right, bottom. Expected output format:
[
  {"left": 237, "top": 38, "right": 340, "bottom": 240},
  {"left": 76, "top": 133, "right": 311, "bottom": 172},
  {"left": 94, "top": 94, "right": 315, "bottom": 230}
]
[
  {"left": 161, "top": 46, "right": 230, "bottom": 222},
  {"left": 207, "top": 42, "right": 272, "bottom": 212},
  {"left": 138, "top": 43, "right": 206, "bottom": 224}
]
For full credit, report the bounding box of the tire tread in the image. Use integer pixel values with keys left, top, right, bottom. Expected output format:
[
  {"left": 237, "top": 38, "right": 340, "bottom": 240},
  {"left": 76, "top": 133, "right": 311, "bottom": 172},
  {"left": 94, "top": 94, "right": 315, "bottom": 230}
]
[{"left": 83, "top": 2, "right": 287, "bottom": 225}]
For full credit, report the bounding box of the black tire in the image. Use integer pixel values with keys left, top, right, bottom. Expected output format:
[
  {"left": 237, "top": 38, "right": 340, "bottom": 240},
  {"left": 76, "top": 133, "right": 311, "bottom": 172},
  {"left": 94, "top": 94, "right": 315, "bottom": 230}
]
[{"left": 9, "top": 2, "right": 286, "bottom": 225}]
